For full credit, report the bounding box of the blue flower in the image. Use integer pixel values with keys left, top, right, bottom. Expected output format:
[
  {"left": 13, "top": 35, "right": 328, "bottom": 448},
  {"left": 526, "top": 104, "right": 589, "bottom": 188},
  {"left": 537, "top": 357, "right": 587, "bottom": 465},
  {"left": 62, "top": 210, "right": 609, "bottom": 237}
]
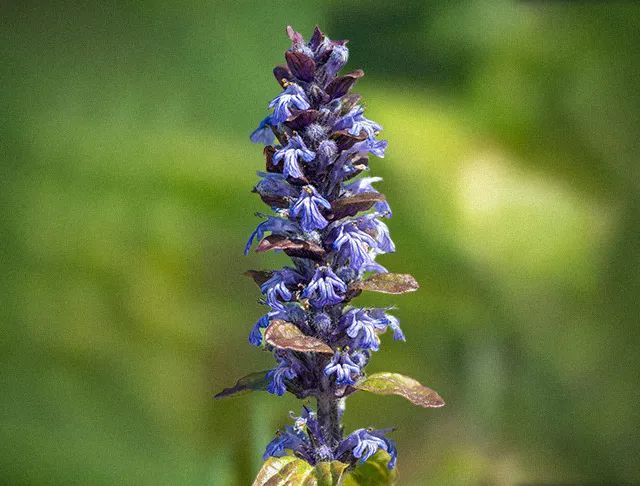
[
  {"left": 355, "top": 138, "right": 388, "bottom": 158},
  {"left": 249, "top": 314, "right": 270, "bottom": 346},
  {"left": 337, "top": 428, "right": 397, "bottom": 468},
  {"left": 250, "top": 116, "right": 275, "bottom": 145},
  {"left": 301, "top": 266, "right": 347, "bottom": 308},
  {"left": 316, "top": 139, "right": 338, "bottom": 168},
  {"left": 334, "top": 106, "right": 382, "bottom": 139},
  {"left": 263, "top": 426, "right": 308, "bottom": 459},
  {"left": 260, "top": 268, "right": 302, "bottom": 311},
  {"left": 249, "top": 309, "right": 294, "bottom": 346},
  {"left": 245, "top": 215, "right": 300, "bottom": 255},
  {"left": 272, "top": 134, "right": 316, "bottom": 179},
  {"left": 344, "top": 177, "right": 392, "bottom": 216},
  {"left": 289, "top": 185, "right": 331, "bottom": 232},
  {"left": 369, "top": 308, "right": 405, "bottom": 341},
  {"left": 332, "top": 221, "right": 378, "bottom": 270},
  {"left": 323, "top": 349, "right": 361, "bottom": 385},
  {"left": 254, "top": 172, "right": 299, "bottom": 204},
  {"left": 357, "top": 216, "right": 395, "bottom": 253},
  {"left": 340, "top": 308, "right": 380, "bottom": 351},
  {"left": 269, "top": 83, "right": 311, "bottom": 124},
  {"left": 267, "top": 358, "right": 298, "bottom": 396},
  {"left": 324, "top": 44, "right": 349, "bottom": 78}
]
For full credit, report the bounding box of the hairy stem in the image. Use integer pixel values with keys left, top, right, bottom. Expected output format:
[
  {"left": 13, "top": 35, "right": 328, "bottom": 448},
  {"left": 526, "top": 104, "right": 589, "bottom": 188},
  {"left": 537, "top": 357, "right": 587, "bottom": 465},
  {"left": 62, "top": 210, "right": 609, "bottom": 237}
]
[{"left": 317, "top": 393, "right": 342, "bottom": 448}]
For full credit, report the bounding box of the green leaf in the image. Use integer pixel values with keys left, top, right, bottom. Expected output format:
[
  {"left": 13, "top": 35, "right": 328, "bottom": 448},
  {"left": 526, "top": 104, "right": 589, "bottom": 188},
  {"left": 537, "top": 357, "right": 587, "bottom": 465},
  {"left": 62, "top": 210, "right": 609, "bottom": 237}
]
[
  {"left": 253, "top": 456, "right": 349, "bottom": 486},
  {"left": 265, "top": 320, "right": 334, "bottom": 354},
  {"left": 312, "top": 461, "right": 349, "bottom": 486},
  {"left": 350, "top": 273, "right": 419, "bottom": 294},
  {"left": 342, "top": 451, "right": 397, "bottom": 485},
  {"left": 213, "top": 371, "right": 270, "bottom": 399},
  {"left": 354, "top": 372, "right": 445, "bottom": 408}
]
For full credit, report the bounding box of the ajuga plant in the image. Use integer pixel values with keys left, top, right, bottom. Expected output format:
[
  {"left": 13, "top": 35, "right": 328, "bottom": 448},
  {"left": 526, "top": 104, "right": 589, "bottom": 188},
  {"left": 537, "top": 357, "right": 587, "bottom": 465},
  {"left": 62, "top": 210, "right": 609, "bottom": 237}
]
[{"left": 215, "top": 26, "right": 445, "bottom": 485}]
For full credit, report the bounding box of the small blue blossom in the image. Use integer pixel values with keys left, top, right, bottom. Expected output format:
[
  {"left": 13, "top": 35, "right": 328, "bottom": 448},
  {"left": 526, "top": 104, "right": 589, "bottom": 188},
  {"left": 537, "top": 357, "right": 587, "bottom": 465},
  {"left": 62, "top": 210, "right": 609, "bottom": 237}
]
[
  {"left": 249, "top": 314, "right": 270, "bottom": 346},
  {"left": 340, "top": 308, "right": 380, "bottom": 351},
  {"left": 370, "top": 308, "right": 405, "bottom": 341},
  {"left": 272, "top": 134, "right": 316, "bottom": 179},
  {"left": 332, "top": 221, "right": 378, "bottom": 270},
  {"left": 324, "top": 44, "right": 349, "bottom": 78},
  {"left": 334, "top": 106, "right": 382, "bottom": 139},
  {"left": 289, "top": 185, "right": 331, "bottom": 232},
  {"left": 344, "top": 177, "right": 392, "bottom": 216},
  {"left": 269, "top": 83, "right": 311, "bottom": 124},
  {"left": 355, "top": 138, "right": 388, "bottom": 158},
  {"left": 324, "top": 349, "right": 361, "bottom": 385},
  {"left": 254, "top": 172, "right": 299, "bottom": 203},
  {"left": 250, "top": 116, "right": 275, "bottom": 145},
  {"left": 245, "top": 215, "right": 300, "bottom": 255},
  {"left": 267, "top": 358, "right": 297, "bottom": 396},
  {"left": 357, "top": 215, "right": 395, "bottom": 253},
  {"left": 263, "top": 426, "right": 308, "bottom": 459},
  {"left": 301, "top": 266, "right": 347, "bottom": 308},
  {"left": 337, "top": 429, "right": 397, "bottom": 468},
  {"left": 260, "top": 268, "right": 301, "bottom": 311}
]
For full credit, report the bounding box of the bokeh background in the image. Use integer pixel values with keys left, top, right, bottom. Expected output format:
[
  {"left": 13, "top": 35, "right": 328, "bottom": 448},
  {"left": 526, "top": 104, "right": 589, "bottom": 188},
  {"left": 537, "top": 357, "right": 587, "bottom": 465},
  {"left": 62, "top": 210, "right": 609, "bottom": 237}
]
[{"left": 2, "top": 1, "right": 640, "bottom": 484}]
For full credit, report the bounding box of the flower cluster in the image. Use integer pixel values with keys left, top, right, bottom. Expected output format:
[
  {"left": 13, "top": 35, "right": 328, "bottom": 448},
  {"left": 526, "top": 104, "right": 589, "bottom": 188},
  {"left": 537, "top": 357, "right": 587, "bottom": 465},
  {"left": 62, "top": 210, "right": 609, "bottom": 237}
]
[
  {"left": 243, "top": 26, "right": 403, "bottom": 469},
  {"left": 216, "top": 27, "right": 444, "bottom": 477}
]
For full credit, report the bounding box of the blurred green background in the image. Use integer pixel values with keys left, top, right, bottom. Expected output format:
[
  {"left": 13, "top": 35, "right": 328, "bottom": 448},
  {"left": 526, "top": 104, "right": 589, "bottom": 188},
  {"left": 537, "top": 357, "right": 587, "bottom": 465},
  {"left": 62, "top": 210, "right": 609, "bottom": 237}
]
[{"left": 2, "top": 1, "right": 639, "bottom": 484}]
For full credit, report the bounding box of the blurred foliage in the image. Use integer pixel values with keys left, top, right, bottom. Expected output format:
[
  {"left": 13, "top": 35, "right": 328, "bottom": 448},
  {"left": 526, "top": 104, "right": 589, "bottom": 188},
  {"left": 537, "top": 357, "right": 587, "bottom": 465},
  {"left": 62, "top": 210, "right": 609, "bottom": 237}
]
[{"left": 1, "top": 1, "right": 639, "bottom": 485}]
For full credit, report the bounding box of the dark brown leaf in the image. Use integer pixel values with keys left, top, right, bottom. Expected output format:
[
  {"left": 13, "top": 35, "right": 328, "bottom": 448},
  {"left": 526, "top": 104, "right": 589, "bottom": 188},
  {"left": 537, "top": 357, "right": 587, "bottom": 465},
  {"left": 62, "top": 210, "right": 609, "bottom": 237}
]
[
  {"left": 284, "top": 110, "right": 320, "bottom": 130},
  {"left": 351, "top": 273, "right": 419, "bottom": 294},
  {"left": 330, "top": 192, "right": 385, "bottom": 220},
  {"left": 214, "top": 371, "right": 270, "bottom": 399},
  {"left": 265, "top": 320, "right": 334, "bottom": 354},
  {"left": 326, "top": 69, "right": 365, "bottom": 99},
  {"left": 264, "top": 145, "right": 279, "bottom": 173},
  {"left": 256, "top": 235, "right": 326, "bottom": 261},
  {"left": 342, "top": 155, "right": 369, "bottom": 181},
  {"left": 331, "top": 129, "right": 368, "bottom": 151},
  {"left": 308, "top": 26, "right": 325, "bottom": 50},
  {"left": 244, "top": 270, "right": 273, "bottom": 287},
  {"left": 354, "top": 372, "right": 445, "bottom": 408},
  {"left": 273, "top": 65, "right": 292, "bottom": 88},
  {"left": 285, "top": 51, "right": 316, "bottom": 82},
  {"left": 340, "top": 93, "right": 361, "bottom": 114}
]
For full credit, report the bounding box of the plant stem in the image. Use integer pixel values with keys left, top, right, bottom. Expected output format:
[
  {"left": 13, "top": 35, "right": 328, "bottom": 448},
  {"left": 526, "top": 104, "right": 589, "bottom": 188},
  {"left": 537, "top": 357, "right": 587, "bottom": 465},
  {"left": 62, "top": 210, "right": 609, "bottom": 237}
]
[{"left": 317, "top": 393, "right": 342, "bottom": 448}]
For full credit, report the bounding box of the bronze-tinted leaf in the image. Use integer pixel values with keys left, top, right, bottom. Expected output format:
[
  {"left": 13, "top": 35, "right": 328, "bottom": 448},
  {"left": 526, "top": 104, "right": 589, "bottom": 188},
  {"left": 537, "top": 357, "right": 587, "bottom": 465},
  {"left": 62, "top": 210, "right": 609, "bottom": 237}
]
[
  {"left": 308, "top": 26, "right": 325, "bottom": 50},
  {"left": 258, "top": 193, "right": 290, "bottom": 209},
  {"left": 326, "top": 69, "right": 365, "bottom": 100},
  {"left": 256, "top": 235, "right": 326, "bottom": 261},
  {"left": 331, "top": 129, "right": 368, "bottom": 150},
  {"left": 285, "top": 109, "right": 320, "bottom": 130},
  {"left": 330, "top": 192, "right": 385, "bottom": 220},
  {"left": 265, "top": 320, "right": 334, "bottom": 354},
  {"left": 244, "top": 270, "right": 273, "bottom": 287},
  {"left": 342, "top": 155, "right": 369, "bottom": 181},
  {"left": 286, "top": 51, "right": 316, "bottom": 82},
  {"left": 354, "top": 372, "right": 445, "bottom": 408},
  {"left": 340, "top": 93, "right": 361, "bottom": 114},
  {"left": 264, "top": 145, "right": 279, "bottom": 173},
  {"left": 273, "top": 65, "right": 292, "bottom": 88},
  {"left": 286, "top": 25, "right": 303, "bottom": 44},
  {"left": 214, "top": 371, "right": 270, "bottom": 399},
  {"left": 351, "top": 273, "right": 419, "bottom": 294}
]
